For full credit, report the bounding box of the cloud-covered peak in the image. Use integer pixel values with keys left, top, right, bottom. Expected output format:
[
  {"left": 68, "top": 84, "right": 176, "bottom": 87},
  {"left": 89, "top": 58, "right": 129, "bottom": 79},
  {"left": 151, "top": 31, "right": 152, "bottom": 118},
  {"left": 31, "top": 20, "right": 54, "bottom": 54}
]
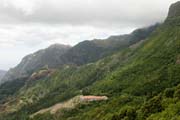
[{"left": 0, "top": 0, "right": 178, "bottom": 70}]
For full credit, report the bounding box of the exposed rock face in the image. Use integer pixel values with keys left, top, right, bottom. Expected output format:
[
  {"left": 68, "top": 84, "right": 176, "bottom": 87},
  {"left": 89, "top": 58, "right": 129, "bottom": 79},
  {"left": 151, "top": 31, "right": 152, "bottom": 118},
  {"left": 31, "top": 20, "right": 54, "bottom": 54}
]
[{"left": 167, "top": 1, "right": 180, "bottom": 19}]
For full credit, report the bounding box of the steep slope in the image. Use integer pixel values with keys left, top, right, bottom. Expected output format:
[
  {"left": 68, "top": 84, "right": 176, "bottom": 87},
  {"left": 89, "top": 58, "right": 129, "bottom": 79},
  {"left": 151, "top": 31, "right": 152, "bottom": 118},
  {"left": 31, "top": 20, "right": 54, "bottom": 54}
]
[
  {"left": 167, "top": 1, "right": 180, "bottom": 19},
  {"left": 52, "top": 2, "right": 180, "bottom": 120},
  {"left": 0, "top": 35, "right": 143, "bottom": 119},
  {"left": 5, "top": 2, "right": 180, "bottom": 119},
  {"left": 0, "top": 70, "right": 6, "bottom": 81},
  {"left": 1, "top": 24, "right": 158, "bottom": 84},
  {"left": 63, "top": 24, "right": 159, "bottom": 65},
  {"left": 1, "top": 1, "right": 179, "bottom": 120},
  {"left": 2, "top": 44, "right": 71, "bottom": 83}
]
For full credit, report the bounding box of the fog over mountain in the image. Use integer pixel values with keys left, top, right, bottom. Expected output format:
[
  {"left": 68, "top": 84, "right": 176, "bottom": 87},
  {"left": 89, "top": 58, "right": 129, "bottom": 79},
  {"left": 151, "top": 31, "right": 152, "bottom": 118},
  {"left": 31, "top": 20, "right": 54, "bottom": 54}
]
[
  {"left": 0, "top": 0, "right": 178, "bottom": 70},
  {"left": 0, "top": 1, "right": 180, "bottom": 120},
  {"left": 0, "top": 70, "right": 6, "bottom": 81}
]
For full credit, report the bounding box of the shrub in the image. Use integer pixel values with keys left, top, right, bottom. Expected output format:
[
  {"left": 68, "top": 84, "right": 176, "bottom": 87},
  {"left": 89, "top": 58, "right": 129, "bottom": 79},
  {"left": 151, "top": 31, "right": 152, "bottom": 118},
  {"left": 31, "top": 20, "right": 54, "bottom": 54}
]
[
  {"left": 174, "top": 89, "right": 180, "bottom": 99},
  {"left": 164, "top": 88, "right": 175, "bottom": 98},
  {"left": 111, "top": 106, "right": 136, "bottom": 120}
]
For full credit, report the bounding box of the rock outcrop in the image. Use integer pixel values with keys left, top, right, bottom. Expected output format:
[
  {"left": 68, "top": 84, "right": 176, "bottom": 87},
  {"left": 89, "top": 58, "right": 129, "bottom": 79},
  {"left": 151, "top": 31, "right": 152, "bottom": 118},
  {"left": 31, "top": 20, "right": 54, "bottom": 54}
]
[{"left": 167, "top": 1, "right": 180, "bottom": 19}]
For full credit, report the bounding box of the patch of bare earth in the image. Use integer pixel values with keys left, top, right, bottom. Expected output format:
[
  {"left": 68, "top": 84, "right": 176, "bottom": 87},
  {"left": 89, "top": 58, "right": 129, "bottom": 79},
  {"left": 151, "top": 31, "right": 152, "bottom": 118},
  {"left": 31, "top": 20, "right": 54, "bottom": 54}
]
[{"left": 30, "top": 95, "right": 108, "bottom": 118}]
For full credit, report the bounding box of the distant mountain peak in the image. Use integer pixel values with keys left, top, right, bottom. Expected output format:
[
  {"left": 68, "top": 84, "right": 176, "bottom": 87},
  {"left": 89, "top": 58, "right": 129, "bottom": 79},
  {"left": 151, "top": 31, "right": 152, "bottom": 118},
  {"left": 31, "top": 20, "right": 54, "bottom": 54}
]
[
  {"left": 48, "top": 44, "right": 71, "bottom": 49},
  {"left": 167, "top": 1, "right": 180, "bottom": 20},
  {"left": 1, "top": 44, "right": 71, "bottom": 83},
  {"left": 1, "top": 24, "right": 158, "bottom": 83}
]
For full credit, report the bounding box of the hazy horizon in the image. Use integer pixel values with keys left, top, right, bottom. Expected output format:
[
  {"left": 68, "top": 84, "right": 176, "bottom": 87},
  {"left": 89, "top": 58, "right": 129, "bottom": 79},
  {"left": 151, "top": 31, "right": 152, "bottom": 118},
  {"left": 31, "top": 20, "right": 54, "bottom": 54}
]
[{"left": 0, "top": 0, "right": 178, "bottom": 70}]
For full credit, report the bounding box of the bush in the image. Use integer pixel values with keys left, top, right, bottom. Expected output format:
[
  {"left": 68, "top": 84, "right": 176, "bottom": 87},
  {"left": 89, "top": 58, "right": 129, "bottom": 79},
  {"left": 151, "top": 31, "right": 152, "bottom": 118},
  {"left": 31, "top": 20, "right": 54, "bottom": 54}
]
[
  {"left": 164, "top": 88, "right": 175, "bottom": 98},
  {"left": 139, "top": 95, "right": 163, "bottom": 119},
  {"left": 174, "top": 89, "right": 180, "bottom": 99},
  {"left": 111, "top": 106, "right": 136, "bottom": 120},
  {"left": 82, "top": 87, "right": 91, "bottom": 95}
]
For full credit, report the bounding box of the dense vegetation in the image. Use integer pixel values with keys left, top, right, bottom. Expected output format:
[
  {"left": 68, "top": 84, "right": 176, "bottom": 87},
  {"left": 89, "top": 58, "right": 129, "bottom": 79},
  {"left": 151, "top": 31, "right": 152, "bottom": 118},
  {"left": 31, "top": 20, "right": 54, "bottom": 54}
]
[
  {"left": 0, "top": 77, "right": 26, "bottom": 104},
  {"left": 49, "top": 21, "right": 180, "bottom": 120},
  {"left": 0, "top": 1, "right": 180, "bottom": 120}
]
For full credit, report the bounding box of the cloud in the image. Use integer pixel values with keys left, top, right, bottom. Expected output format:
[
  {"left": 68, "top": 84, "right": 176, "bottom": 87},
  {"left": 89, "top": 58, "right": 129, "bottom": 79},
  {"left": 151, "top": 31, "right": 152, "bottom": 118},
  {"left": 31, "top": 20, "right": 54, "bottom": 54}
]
[
  {"left": 0, "top": 24, "right": 133, "bottom": 70},
  {"left": 0, "top": 0, "right": 178, "bottom": 70},
  {"left": 0, "top": 24, "right": 133, "bottom": 47},
  {"left": 0, "top": 0, "right": 177, "bottom": 27}
]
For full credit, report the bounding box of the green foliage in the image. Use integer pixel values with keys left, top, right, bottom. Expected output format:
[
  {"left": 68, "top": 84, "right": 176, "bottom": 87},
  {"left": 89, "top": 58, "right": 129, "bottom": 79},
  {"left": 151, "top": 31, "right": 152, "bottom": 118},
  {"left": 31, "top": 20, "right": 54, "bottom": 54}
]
[
  {"left": 112, "top": 106, "right": 136, "bottom": 120},
  {"left": 1, "top": 7, "right": 180, "bottom": 120},
  {"left": 30, "top": 113, "right": 54, "bottom": 120},
  {"left": 0, "top": 78, "right": 26, "bottom": 103},
  {"left": 163, "top": 88, "right": 175, "bottom": 98},
  {"left": 139, "top": 95, "right": 163, "bottom": 119},
  {"left": 82, "top": 87, "right": 91, "bottom": 95}
]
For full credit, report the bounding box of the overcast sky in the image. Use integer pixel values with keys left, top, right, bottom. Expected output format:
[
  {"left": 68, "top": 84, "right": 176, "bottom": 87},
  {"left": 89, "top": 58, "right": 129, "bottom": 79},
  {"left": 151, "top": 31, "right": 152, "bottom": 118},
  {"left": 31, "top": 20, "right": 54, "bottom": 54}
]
[{"left": 0, "top": 0, "right": 178, "bottom": 70}]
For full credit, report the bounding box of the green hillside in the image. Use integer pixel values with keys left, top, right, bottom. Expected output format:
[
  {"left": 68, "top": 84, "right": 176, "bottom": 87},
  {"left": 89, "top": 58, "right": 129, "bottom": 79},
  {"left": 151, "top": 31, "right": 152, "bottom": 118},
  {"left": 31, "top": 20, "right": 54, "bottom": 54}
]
[
  {"left": 0, "top": 22, "right": 158, "bottom": 106},
  {"left": 1, "top": 24, "right": 158, "bottom": 84},
  {"left": 0, "top": 1, "right": 180, "bottom": 120}
]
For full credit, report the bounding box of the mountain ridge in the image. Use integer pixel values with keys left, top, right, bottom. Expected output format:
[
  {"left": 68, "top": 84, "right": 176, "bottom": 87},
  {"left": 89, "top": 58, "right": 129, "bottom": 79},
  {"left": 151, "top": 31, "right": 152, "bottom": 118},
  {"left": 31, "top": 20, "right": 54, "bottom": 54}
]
[
  {"left": 1, "top": 1, "right": 180, "bottom": 120},
  {"left": 1, "top": 24, "right": 158, "bottom": 84},
  {"left": 166, "top": 1, "right": 180, "bottom": 25},
  {"left": 167, "top": 1, "right": 180, "bottom": 18},
  {"left": 1, "top": 44, "right": 71, "bottom": 83}
]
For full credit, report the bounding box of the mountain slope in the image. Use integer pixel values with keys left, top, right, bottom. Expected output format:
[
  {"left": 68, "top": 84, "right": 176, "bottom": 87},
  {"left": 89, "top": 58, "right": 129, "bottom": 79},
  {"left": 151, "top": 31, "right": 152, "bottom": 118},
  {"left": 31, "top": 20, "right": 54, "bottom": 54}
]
[
  {"left": 167, "top": 1, "right": 180, "bottom": 19},
  {"left": 0, "top": 34, "right": 144, "bottom": 119},
  {"left": 62, "top": 24, "right": 159, "bottom": 65},
  {"left": 2, "top": 1, "right": 180, "bottom": 119},
  {"left": 2, "top": 44, "right": 71, "bottom": 83},
  {"left": 54, "top": 2, "right": 180, "bottom": 119},
  {"left": 2, "top": 1, "right": 179, "bottom": 120},
  {"left": 1, "top": 24, "right": 158, "bottom": 84},
  {"left": 0, "top": 70, "right": 6, "bottom": 81},
  {"left": 49, "top": 24, "right": 179, "bottom": 120}
]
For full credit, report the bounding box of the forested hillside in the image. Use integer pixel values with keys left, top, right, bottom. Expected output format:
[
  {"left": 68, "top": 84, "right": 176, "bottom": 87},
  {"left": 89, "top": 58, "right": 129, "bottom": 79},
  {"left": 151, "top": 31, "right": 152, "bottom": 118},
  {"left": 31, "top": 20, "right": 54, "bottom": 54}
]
[{"left": 0, "top": 1, "right": 180, "bottom": 120}]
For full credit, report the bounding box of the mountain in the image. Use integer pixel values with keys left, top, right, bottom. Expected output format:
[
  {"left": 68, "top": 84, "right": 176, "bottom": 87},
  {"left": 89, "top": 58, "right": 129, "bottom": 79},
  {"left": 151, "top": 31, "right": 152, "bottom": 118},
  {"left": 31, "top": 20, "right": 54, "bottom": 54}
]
[
  {"left": 167, "top": 1, "right": 180, "bottom": 19},
  {"left": 0, "top": 26, "right": 161, "bottom": 119},
  {"left": 62, "top": 24, "right": 159, "bottom": 66},
  {"left": 1, "top": 44, "right": 71, "bottom": 83},
  {"left": 0, "top": 70, "right": 6, "bottom": 81},
  {"left": 1, "top": 1, "right": 180, "bottom": 120},
  {"left": 1, "top": 24, "right": 158, "bottom": 84},
  {"left": 166, "top": 1, "right": 180, "bottom": 26}
]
